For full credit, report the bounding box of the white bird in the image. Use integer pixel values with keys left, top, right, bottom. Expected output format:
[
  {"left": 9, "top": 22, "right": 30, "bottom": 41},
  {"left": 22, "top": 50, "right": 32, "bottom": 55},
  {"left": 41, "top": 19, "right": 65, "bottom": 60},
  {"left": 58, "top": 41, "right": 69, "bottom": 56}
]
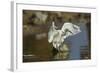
[{"left": 48, "top": 21, "right": 81, "bottom": 51}]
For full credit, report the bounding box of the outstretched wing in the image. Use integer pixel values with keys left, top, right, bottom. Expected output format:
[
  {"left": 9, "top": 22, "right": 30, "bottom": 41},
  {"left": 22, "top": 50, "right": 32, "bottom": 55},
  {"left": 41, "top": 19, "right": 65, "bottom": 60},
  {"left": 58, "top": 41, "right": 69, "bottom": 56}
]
[
  {"left": 48, "top": 26, "right": 54, "bottom": 43},
  {"left": 48, "top": 22, "right": 57, "bottom": 43},
  {"left": 61, "top": 23, "right": 81, "bottom": 39}
]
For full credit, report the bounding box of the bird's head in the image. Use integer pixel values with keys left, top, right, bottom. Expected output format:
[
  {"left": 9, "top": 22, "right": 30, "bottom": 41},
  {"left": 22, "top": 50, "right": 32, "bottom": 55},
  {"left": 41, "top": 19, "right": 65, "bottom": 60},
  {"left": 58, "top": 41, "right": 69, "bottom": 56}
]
[
  {"left": 62, "top": 23, "right": 81, "bottom": 36},
  {"left": 71, "top": 24, "right": 81, "bottom": 35}
]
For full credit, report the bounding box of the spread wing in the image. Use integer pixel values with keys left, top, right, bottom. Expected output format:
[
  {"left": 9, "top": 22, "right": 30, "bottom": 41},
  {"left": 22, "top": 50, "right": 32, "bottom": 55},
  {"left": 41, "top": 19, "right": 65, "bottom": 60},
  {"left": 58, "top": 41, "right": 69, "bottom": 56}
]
[
  {"left": 61, "top": 23, "right": 81, "bottom": 39},
  {"left": 48, "top": 26, "right": 54, "bottom": 43},
  {"left": 48, "top": 22, "right": 57, "bottom": 43}
]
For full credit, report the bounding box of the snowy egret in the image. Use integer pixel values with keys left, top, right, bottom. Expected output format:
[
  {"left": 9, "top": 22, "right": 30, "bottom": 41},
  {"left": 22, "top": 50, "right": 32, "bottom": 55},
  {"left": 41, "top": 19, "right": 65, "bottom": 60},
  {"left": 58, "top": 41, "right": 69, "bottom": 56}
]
[{"left": 48, "top": 21, "right": 81, "bottom": 51}]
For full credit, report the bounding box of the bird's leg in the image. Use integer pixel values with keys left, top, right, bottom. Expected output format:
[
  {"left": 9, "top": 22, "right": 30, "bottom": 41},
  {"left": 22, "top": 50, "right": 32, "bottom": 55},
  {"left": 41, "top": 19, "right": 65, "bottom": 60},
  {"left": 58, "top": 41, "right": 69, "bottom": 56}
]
[
  {"left": 58, "top": 44, "right": 63, "bottom": 59},
  {"left": 58, "top": 46, "right": 61, "bottom": 60}
]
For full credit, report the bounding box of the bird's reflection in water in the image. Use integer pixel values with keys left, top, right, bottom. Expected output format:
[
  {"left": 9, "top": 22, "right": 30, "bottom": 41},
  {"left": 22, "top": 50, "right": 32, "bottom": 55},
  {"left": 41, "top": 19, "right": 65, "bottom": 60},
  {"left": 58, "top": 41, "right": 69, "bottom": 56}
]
[
  {"left": 52, "top": 44, "right": 70, "bottom": 60},
  {"left": 53, "top": 51, "right": 69, "bottom": 60}
]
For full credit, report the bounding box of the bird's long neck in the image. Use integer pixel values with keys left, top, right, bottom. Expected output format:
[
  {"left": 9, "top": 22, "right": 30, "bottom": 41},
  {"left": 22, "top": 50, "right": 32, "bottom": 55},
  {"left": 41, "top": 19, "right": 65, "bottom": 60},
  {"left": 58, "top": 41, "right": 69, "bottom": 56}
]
[{"left": 52, "top": 21, "right": 57, "bottom": 30}]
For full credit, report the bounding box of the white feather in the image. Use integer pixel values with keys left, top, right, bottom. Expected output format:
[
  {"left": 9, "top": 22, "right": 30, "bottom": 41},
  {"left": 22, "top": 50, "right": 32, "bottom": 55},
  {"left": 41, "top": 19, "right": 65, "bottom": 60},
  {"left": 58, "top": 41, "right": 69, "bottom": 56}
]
[
  {"left": 48, "top": 22, "right": 81, "bottom": 50},
  {"left": 61, "top": 23, "right": 81, "bottom": 39}
]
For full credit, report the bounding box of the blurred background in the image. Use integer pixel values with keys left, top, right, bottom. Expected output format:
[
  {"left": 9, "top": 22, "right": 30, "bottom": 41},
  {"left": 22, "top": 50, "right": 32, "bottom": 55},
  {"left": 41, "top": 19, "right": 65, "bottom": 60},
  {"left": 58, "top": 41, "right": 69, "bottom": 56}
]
[{"left": 23, "top": 10, "right": 91, "bottom": 62}]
